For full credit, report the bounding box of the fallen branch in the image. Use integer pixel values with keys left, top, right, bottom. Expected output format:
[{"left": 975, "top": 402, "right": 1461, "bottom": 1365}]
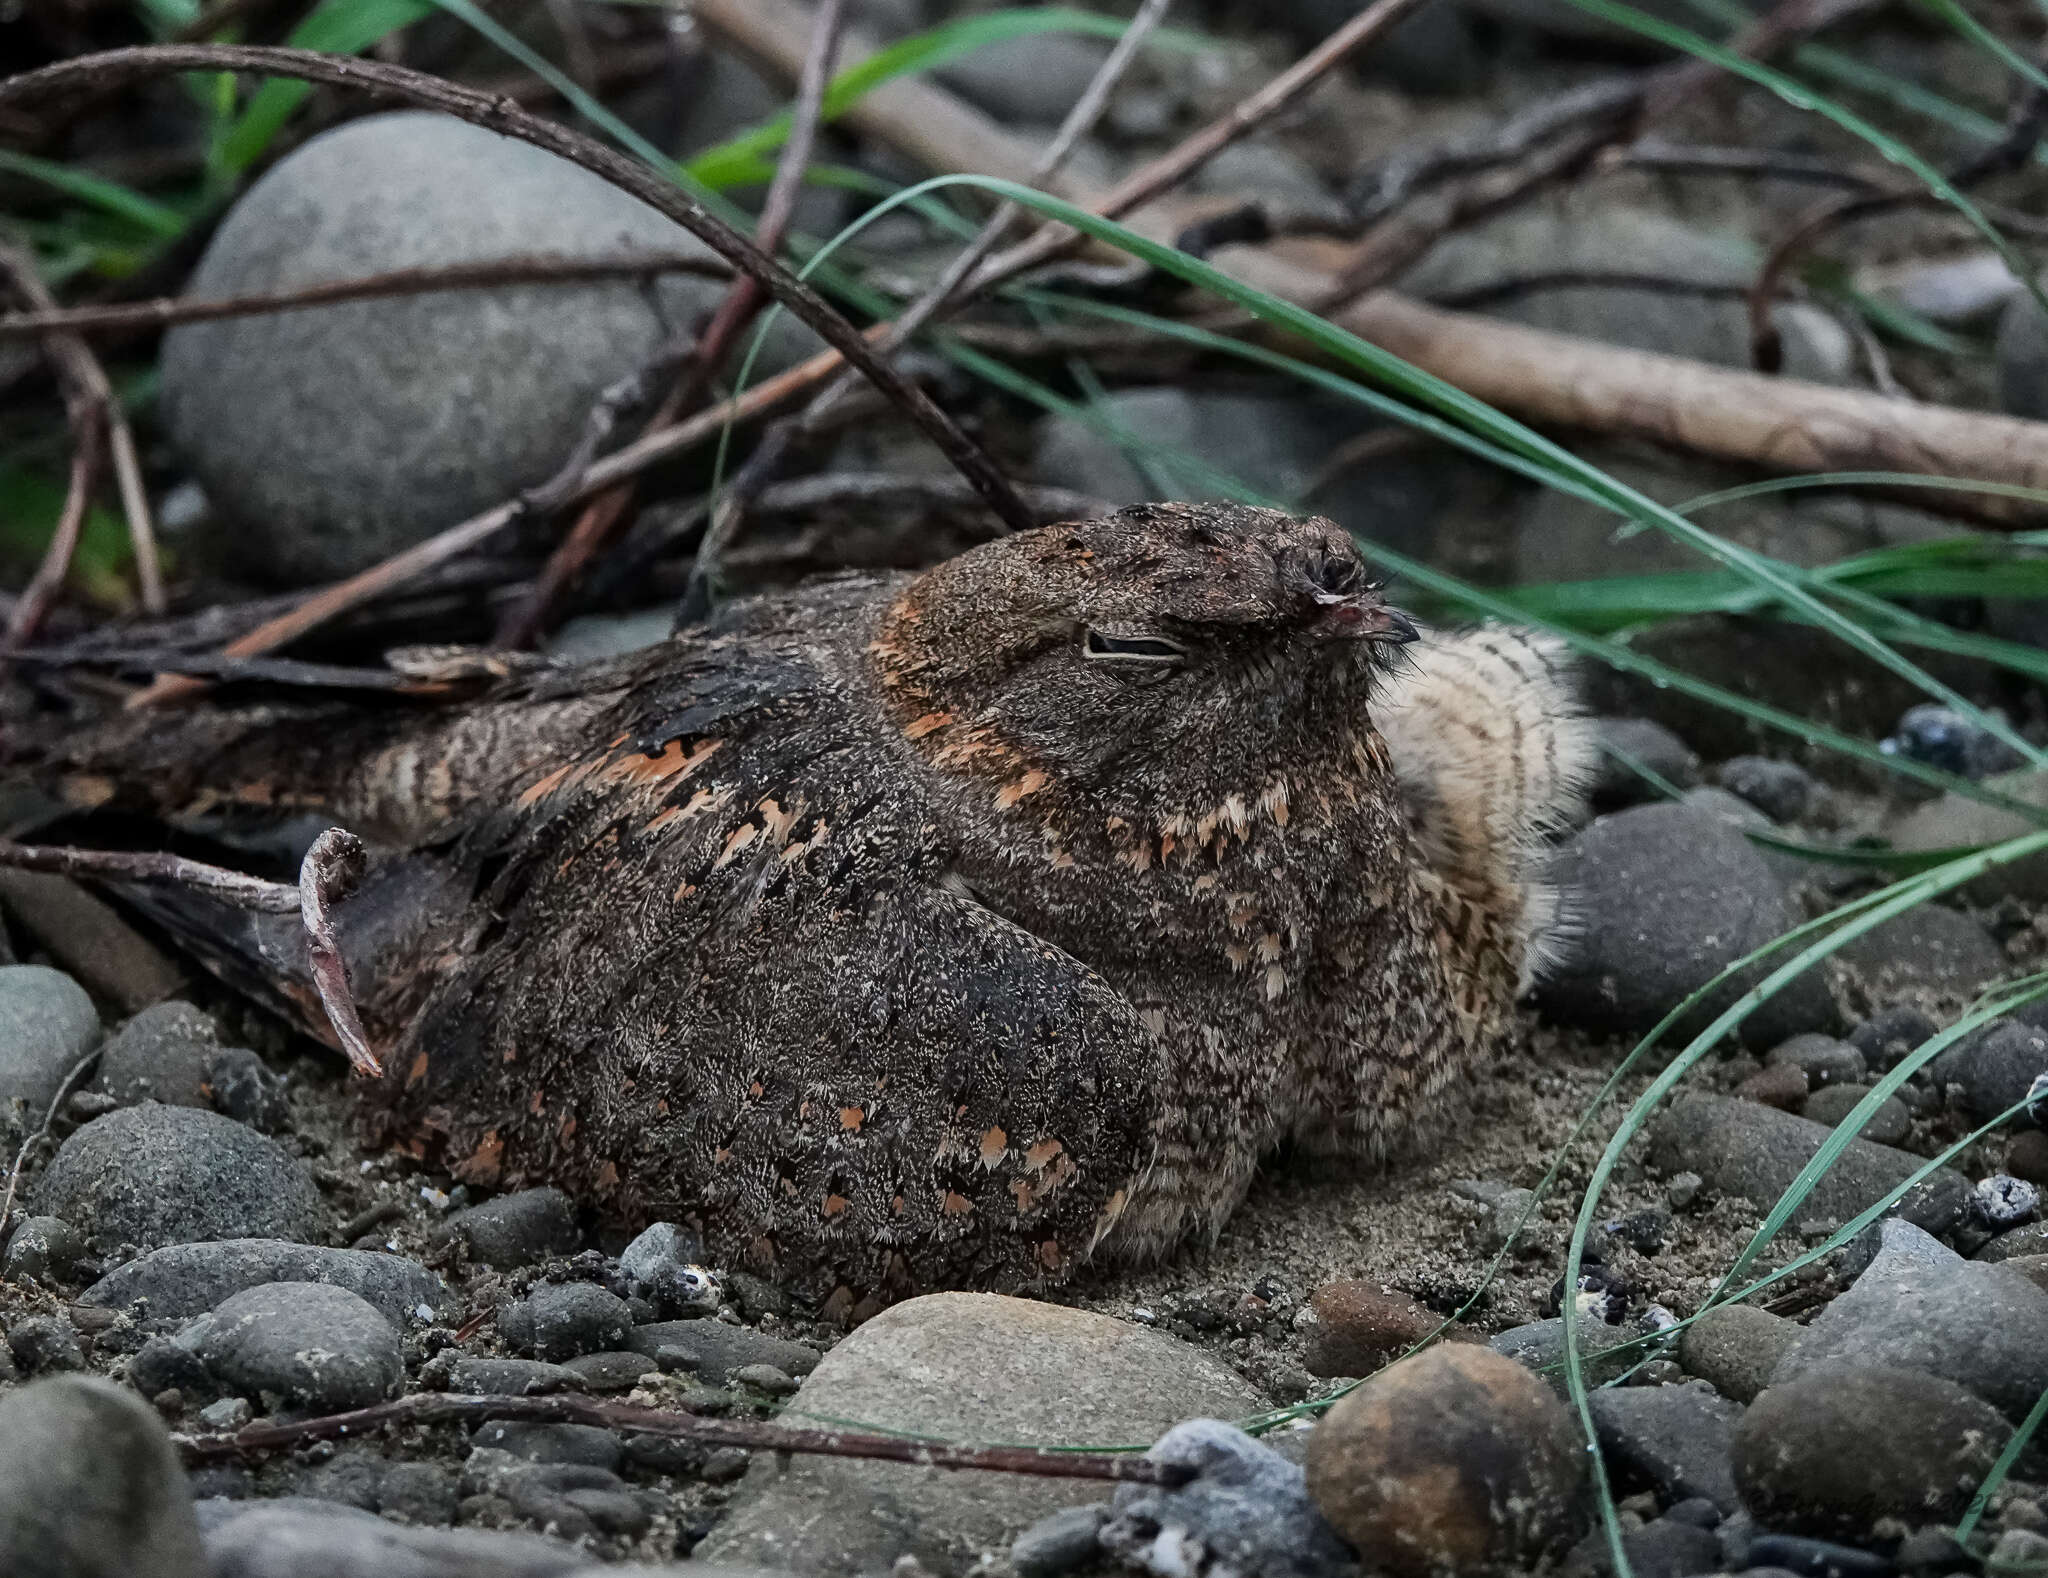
[
  {"left": 172, "top": 1391, "right": 1189, "bottom": 1485},
  {"left": 0, "top": 252, "right": 736, "bottom": 341},
  {"left": 0, "top": 1044, "right": 100, "bottom": 1251},
  {"left": 0, "top": 830, "right": 377, "bottom": 1075},
  {"left": 0, "top": 243, "right": 164, "bottom": 630},
  {"left": 0, "top": 45, "right": 1035, "bottom": 541}
]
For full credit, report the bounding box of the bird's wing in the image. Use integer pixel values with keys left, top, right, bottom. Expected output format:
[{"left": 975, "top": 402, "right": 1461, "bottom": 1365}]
[{"left": 379, "top": 623, "right": 1164, "bottom": 1306}]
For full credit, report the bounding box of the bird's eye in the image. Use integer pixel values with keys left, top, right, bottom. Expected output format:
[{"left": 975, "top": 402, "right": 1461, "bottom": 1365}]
[
  {"left": 1084, "top": 629, "right": 1188, "bottom": 665},
  {"left": 1311, "top": 551, "right": 1364, "bottom": 597}
]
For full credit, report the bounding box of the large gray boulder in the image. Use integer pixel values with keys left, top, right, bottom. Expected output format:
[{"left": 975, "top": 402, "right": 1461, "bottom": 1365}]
[
  {"left": 162, "top": 111, "right": 817, "bottom": 584},
  {"left": 697, "top": 1292, "right": 1264, "bottom": 1576}
]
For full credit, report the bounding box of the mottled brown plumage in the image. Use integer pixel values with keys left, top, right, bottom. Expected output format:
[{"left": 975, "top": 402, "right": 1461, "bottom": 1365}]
[{"left": 24, "top": 504, "right": 1590, "bottom": 1313}]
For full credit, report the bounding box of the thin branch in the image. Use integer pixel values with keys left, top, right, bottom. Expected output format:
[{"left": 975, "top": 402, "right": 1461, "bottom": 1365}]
[
  {"left": 0, "top": 1044, "right": 100, "bottom": 1252},
  {"left": 0, "top": 253, "right": 735, "bottom": 341},
  {"left": 1747, "top": 78, "right": 2048, "bottom": 371},
  {"left": 0, "top": 839, "right": 302, "bottom": 912},
  {"left": 493, "top": 0, "right": 850, "bottom": 648},
  {"left": 4, "top": 412, "right": 102, "bottom": 649},
  {"left": 0, "top": 45, "right": 1034, "bottom": 537},
  {"left": 680, "top": 0, "right": 1169, "bottom": 618},
  {"left": 172, "top": 1391, "right": 1190, "bottom": 1485},
  {"left": 0, "top": 244, "right": 164, "bottom": 622},
  {"left": 300, "top": 829, "right": 376, "bottom": 1078}
]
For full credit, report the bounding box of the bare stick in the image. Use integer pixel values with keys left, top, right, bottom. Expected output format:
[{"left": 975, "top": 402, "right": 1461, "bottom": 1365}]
[
  {"left": 0, "top": 1044, "right": 100, "bottom": 1251},
  {"left": 0, "top": 244, "right": 163, "bottom": 624},
  {"left": 681, "top": 0, "right": 1170, "bottom": 615},
  {"left": 4, "top": 415, "right": 101, "bottom": 649},
  {"left": 0, "top": 252, "right": 735, "bottom": 340},
  {"left": 494, "top": 0, "right": 850, "bottom": 648},
  {"left": 0, "top": 45, "right": 1034, "bottom": 538},
  {"left": 173, "top": 1391, "right": 1189, "bottom": 1485},
  {"left": 299, "top": 828, "right": 376, "bottom": 1078}
]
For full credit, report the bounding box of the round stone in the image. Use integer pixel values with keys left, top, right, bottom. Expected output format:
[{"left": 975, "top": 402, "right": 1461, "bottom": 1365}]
[
  {"left": 185, "top": 1282, "right": 403, "bottom": 1412},
  {"left": 1299, "top": 1280, "right": 1455, "bottom": 1379},
  {"left": 1305, "top": 1344, "right": 1587, "bottom": 1576},
  {"left": 30, "top": 1104, "right": 326, "bottom": 1251},
  {"left": 0, "top": 965, "right": 98, "bottom": 1132}
]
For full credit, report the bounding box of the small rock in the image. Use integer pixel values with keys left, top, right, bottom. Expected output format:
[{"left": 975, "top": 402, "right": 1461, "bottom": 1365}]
[
  {"left": 1978, "top": 1220, "right": 2048, "bottom": 1262},
  {"left": 1973, "top": 1174, "right": 2040, "bottom": 1229},
  {"left": 1562, "top": 1517, "right": 1721, "bottom": 1578},
  {"left": 1850, "top": 1007, "right": 1940, "bottom": 1074},
  {"left": 1, "top": 1215, "right": 85, "bottom": 1284},
  {"left": 196, "top": 1396, "right": 252, "bottom": 1432},
  {"left": 178, "top": 1282, "right": 402, "bottom": 1413},
  {"left": 2010, "top": 1131, "right": 2048, "bottom": 1186},
  {"left": 1678, "top": 1304, "right": 1798, "bottom": 1404},
  {"left": 1767, "top": 1035, "right": 1867, "bottom": 1090},
  {"left": 626, "top": 1318, "right": 822, "bottom": 1385},
  {"left": 1306, "top": 1345, "right": 1586, "bottom": 1577},
  {"left": 0, "top": 964, "right": 99, "bottom": 1134},
  {"left": 1300, "top": 1280, "right": 1453, "bottom": 1378},
  {"left": 561, "top": 1350, "right": 657, "bottom": 1393},
  {"left": 1938, "top": 1021, "right": 2048, "bottom": 1127},
  {"left": 1646, "top": 1095, "right": 1969, "bottom": 1235},
  {"left": 1102, "top": 1419, "right": 1353, "bottom": 1578},
  {"left": 1734, "top": 1365, "right": 2007, "bottom": 1536},
  {"left": 1744, "top": 1533, "right": 1896, "bottom": 1578},
  {"left": 1736, "top": 1064, "right": 1810, "bottom": 1112},
  {"left": 1887, "top": 769, "right": 2048, "bottom": 902},
  {"left": 497, "top": 1281, "right": 633, "bottom": 1361},
  {"left": 0, "top": 1375, "right": 207, "bottom": 1578},
  {"left": 1666, "top": 1172, "right": 1704, "bottom": 1211},
  {"left": 204, "top": 1047, "right": 290, "bottom": 1133},
  {"left": 935, "top": 31, "right": 1109, "bottom": 125},
  {"left": 1835, "top": 904, "right": 2007, "bottom": 998},
  {"left": 7, "top": 1314, "right": 85, "bottom": 1375},
  {"left": 469, "top": 1420, "right": 623, "bottom": 1471},
  {"left": 697, "top": 1292, "right": 1263, "bottom": 1576},
  {"left": 1588, "top": 1382, "right": 1742, "bottom": 1512},
  {"left": 1488, "top": 1317, "right": 1636, "bottom": 1395},
  {"left": 617, "top": 1221, "right": 720, "bottom": 1315},
  {"left": 1801, "top": 1085, "right": 1912, "bottom": 1146},
  {"left": 1993, "top": 1530, "right": 2048, "bottom": 1571},
  {"left": 95, "top": 1001, "right": 221, "bottom": 1110},
  {"left": 440, "top": 1187, "right": 581, "bottom": 1270},
  {"left": 1592, "top": 718, "right": 1701, "bottom": 808},
  {"left": 376, "top": 1461, "right": 457, "bottom": 1525},
  {"left": 1013, "top": 1505, "right": 1110, "bottom": 1578},
  {"left": 30, "top": 1104, "right": 326, "bottom": 1252},
  {"left": 1772, "top": 1219, "right": 2048, "bottom": 1420},
  {"left": 731, "top": 1362, "right": 800, "bottom": 1396},
  {"left": 78, "top": 1238, "right": 450, "bottom": 1326},
  {"left": 428, "top": 1355, "right": 586, "bottom": 1396},
  {"left": 1717, "top": 757, "right": 1818, "bottom": 824},
  {"left": 1885, "top": 704, "right": 2025, "bottom": 781},
  {"left": 1534, "top": 805, "right": 1836, "bottom": 1049},
  {"left": 162, "top": 112, "right": 813, "bottom": 583}
]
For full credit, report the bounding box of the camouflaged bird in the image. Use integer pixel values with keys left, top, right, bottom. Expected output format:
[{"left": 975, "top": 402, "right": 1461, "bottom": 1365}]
[{"left": 28, "top": 503, "right": 1591, "bottom": 1315}]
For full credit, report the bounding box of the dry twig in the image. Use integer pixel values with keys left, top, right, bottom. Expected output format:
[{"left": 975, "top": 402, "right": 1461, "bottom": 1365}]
[
  {"left": 173, "top": 1391, "right": 1189, "bottom": 1485},
  {"left": 0, "top": 252, "right": 735, "bottom": 341},
  {"left": 0, "top": 45, "right": 1035, "bottom": 542},
  {"left": 0, "top": 243, "right": 165, "bottom": 629},
  {"left": 494, "top": 0, "right": 851, "bottom": 648},
  {"left": 0, "top": 1045, "right": 100, "bottom": 1250}
]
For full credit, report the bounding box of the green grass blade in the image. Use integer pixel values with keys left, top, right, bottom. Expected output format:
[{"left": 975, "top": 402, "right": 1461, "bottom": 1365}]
[
  {"left": 0, "top": 150, "right": 187, "bottom": 240},
  {"left": 1917, "top": 0, "right": 2048, "bottom": 99},
  {"left": 683, "top": 8, "right": 1202, "bottom": 190}
]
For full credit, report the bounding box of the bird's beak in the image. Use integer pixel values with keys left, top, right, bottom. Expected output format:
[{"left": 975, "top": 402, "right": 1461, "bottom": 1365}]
[{"left": 1364, "top": 606, "right": 1419, "bottom": 646}]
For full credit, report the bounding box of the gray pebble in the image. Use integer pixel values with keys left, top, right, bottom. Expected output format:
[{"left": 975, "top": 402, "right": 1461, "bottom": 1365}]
[
  {"left": 1562, "top": 1516, "right": 1721, "bottom": 1578},
  {"left": 95, "top": 1001, "right": 220, "bottom": 1109},
  {"left": 731, "top": 1362, "right": 800, "bottom": 1396},
  {"left": 1765, "top": 1035, "right": 1866, "bottom": 1090},
  {"left": 2, "top": 1214, "right": 84, "bottom": 1284},
  {"left": 617, "top": 1220, "right": 720, "bottom": 1315},
  {"left": 1592, "top": 718, "right": 1701, "bottom": 808},
  {"left": 1716, "top": 756, "right": 1818, "bottom": 824},
  {"left": 1102, "top": 1419, "right": 1354, "bottom": 1578},
  {"left": 204, "top": 1047, "right": 291, "bottom": 1133},
  {"left": 1647, "top": 1095, "right": 1969, "bottom": 1236},
  {"left": 1535, "top": 805, "right": 1836, "bottom": 1049},
  {"left": 1586, "top": 1381, "right": 1742, "bottom": 1512},
  {"left": 560, "top": 1350, "right": 656, "bottom": 1393},
  {"left": 1013, "top": 1504, "right": 1110, "bottom": 1578},
  {"left": 1678, "top": 1304, "right": 1798, "bottom": 1405},
  {"left": 469, "top": 1421, "right": 623, "bottom": 1472},
  {"left": 0, "top": 964, "right": 99, "bottom": 1134},
  {"left": 7, "top": 1314, "right": 86, "bottom": 1375},
  {"left": 376, "top": 1461, "right": 457, "bottom": 1526},
  {"left": 30, "top": 1104, "right": 326, "bottom": 1252},
  {"left": 626, "top": 1318, "right": 821, "bottom": 1386},
  {"left": 497, "top": 1281, "right": 632, "bottom": 1362},
  {"left": 1850, "top": 1007, "right": 1940, "bottom": 1074},
  {"left": 441, "top": 1187, "right": 582, "bottom": 1271},
  {"left": 1938, "top": 1020, "right": 2048, "bottom": 1126},
  {"left": 1800, "top": 1084, "right": 1912, "bottom": 1146},
  {"left": 1488, "top": 1317, "right": 1636, "bottom": 1395},
  {"left": 1735, "top": 1366, "right": 2008, "bottom": 1536},
  {"left": 430, "top": 1355, "right": 587, "bottom": 1396},
  {"left": 196, "top": 1396, "right": 252, "bottom": 1432},
  {"left": 1665, "top": 1172, "right": 1704, "bottom": 1211},
  {"left": 79, "top": 1238, "right": 450, "bottom": 1327},
  {"left": 181, "top": 1282, "right": 402, "bottom": 1412},
  {"left": 0, "top": 1375, "right": 207, "bottom": 1578},
  {"left": 1833, "top": 904, "right": 2007, "bottom": 998},
  {"left": 1974, "top": 1174, "right": 2040, "bottom": 1228}
]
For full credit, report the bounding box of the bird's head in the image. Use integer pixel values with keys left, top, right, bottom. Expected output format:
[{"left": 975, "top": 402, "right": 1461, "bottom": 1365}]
[{"left": 871, "top": 502, "right": 1417, "bottom": 801}]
